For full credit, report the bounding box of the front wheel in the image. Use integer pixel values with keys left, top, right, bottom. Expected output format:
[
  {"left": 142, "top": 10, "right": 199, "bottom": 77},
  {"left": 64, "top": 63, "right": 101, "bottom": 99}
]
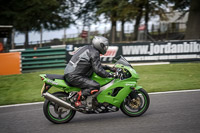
[
  {"left": 43, "top": 92, "right": 76, "bottom": 124},
  {"left": 120, "top": 88, "right": 150, "bottom": 117}
]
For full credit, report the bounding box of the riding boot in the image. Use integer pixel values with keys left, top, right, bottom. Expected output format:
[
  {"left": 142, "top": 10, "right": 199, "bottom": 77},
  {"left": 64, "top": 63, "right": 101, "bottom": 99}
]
[
  {"left": 75, "top": 89, "right": 99, "bottom": 107},
  {"left": 82, "top": 88, "right": 99, "bottom": 97}
]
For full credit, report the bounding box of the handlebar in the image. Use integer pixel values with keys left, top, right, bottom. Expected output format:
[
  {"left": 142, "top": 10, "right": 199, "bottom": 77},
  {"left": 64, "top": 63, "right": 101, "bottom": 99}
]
[{"left": 113, "top": 68, "right": 124, "bottom": 80}]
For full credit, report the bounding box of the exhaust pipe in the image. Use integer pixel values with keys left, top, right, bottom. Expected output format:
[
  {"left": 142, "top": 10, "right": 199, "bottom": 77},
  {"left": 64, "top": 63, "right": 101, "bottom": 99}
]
[{"left": 42, "top": 92, "right": 77, "bottom": 110}]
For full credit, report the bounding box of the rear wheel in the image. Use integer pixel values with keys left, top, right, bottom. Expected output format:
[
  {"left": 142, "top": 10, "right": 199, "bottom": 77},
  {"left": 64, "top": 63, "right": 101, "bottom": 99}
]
[
  {"left": 120, "top": 88, "right": 150, "bottom": 117},
  {"left": 43, "top": 92, "right": 76, "bottom": 124}
]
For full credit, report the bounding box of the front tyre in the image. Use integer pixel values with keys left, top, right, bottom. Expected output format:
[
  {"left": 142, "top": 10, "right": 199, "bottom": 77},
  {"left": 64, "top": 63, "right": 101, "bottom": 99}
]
[
  {"left": 43, "top": 92, "right": 76, "bottom": 124},
  {"left": 120, "top": 88, "right": 150, "bottom": 117}
]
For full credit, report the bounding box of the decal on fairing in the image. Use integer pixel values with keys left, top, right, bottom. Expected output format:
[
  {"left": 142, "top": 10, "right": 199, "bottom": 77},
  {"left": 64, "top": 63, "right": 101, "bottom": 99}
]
[{"left": 47, "top": 79, "right": 58, "bottom": 85}]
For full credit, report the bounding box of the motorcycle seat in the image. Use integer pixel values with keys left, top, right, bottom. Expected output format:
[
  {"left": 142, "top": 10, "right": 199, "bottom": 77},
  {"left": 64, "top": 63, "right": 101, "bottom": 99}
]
[{"left": 46, "top": 74, "right": 73, "bottom": 87}]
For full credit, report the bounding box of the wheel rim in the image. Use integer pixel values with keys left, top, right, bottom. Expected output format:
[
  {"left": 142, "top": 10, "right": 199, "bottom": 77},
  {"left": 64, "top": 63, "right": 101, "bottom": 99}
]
[
  {"left": 47, "top": 102, "right": 73, "bottom": 121},
  {"left": 122, "top": 90, "right": 147, "bottom": 115}
]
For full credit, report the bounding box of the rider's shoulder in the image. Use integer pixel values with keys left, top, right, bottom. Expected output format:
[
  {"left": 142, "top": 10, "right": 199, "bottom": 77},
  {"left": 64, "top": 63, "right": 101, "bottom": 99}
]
[
  {"left": 86, "top": 45, "right": 99, "bottom": 58},
  {"left": 87, "top": 45, "right": 97, "bottom": 52}
]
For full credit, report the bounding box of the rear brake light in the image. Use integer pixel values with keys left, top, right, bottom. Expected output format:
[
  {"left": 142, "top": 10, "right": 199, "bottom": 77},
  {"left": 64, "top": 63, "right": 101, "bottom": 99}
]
[{"left": 41, "top": 77, "right": 44, "bottom": 81}]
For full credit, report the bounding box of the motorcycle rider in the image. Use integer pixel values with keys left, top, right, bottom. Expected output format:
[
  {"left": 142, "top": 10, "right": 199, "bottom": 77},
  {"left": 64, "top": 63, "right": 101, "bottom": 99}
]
[{"left": 64, "top": 36, "right": 115, "bottom": 107}]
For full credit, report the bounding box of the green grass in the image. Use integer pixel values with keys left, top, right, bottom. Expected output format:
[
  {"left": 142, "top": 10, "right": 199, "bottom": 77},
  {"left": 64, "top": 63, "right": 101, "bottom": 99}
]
[
  {"left": 0, "top": 69, "right": 64, "bottom": 106},
  {"left": 136, "top": 63, "right": 200, "bottom": 92},
  {"left": 0, "top": 63, "right": 200, "bottom": 106}
]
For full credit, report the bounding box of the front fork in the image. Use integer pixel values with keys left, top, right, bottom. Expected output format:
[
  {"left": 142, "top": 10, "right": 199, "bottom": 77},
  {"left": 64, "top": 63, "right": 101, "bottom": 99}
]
[
  {"left": 129, "top": 85, "right": 142, "bottom": 99},
  {"left": 129, "top": 90, "right": 139, "bottom": 99},
  {"left": 126, "top": 86, "right": 144, "bottom": 109}
]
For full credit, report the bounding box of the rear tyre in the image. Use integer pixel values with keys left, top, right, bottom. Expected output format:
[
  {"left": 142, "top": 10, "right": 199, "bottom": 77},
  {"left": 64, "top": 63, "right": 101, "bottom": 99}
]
[
  {"left": 120, "top": 88, "right": 150, "bottom": 117},
  {"left": 43, "top": 92, "right": 76, "bottom": 124}
]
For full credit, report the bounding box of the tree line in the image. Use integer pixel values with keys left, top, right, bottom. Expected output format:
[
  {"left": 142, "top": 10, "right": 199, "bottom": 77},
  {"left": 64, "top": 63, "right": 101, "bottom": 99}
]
[{"left": 0, "top": 0, "right": 199, "bottom": 48}]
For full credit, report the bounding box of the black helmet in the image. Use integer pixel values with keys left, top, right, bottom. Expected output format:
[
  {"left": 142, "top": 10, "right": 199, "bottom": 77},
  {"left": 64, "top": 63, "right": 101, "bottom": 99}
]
[{"left": 92, "top": 36, "right": 109, "bottom": 55}]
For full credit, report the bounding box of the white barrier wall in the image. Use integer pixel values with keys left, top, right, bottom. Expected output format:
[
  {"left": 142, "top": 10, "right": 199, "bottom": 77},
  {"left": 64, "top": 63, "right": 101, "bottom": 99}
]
[{"left": 66, "top": 40, "right": 200, "bottom": 63}]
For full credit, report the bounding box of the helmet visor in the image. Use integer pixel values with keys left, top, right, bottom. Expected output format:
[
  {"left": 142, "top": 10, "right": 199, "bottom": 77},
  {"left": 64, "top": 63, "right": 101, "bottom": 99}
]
[
  {"left": 104, "top": 45, "right": 108, "bottom": 51},
  {"left": 100, "top": 43, "right": 108, "bottom": 53}
]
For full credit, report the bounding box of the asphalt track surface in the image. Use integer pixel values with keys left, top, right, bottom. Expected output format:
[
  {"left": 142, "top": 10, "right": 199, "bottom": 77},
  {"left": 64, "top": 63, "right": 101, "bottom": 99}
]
[{"left": 0, "top": 90, "right": 200, "bottom": 133}]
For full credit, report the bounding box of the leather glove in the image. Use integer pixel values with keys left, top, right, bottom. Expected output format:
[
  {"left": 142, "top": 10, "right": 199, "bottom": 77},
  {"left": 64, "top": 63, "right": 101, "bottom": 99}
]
[
  {"left": 104, "top": 65, "right": 116, "bottom": 72},
  {"left": 110, "top": 67, "right": 117, "bottom": 72}
]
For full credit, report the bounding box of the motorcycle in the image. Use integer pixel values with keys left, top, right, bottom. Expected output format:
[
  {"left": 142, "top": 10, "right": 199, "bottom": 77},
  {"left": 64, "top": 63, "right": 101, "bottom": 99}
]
[{"left": 40, "top": 55, "right": 150, "bottom": 124}]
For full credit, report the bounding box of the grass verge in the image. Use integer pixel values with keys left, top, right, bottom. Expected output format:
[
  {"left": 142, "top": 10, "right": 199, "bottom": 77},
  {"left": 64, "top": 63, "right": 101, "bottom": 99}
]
[{"left": 0, "top": 62, "right": 200, "bottom": 106}]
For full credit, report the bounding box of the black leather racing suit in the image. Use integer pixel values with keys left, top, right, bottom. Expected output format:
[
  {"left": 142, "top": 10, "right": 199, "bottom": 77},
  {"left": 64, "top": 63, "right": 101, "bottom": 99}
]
[{"left": 64, "top": 45, "right": 110, "bottom": 97}]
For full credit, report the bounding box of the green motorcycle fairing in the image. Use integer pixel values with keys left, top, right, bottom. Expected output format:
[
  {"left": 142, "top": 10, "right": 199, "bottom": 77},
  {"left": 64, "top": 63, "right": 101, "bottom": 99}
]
[
  {"left": 40, "top": 63, "right": 142, "bottom": 108},
  {"left": 96, "top": 64, "right": 140, "bottom": 108},
  {"left": 40, "top": 74, "right": 81, "bottom": 92}
]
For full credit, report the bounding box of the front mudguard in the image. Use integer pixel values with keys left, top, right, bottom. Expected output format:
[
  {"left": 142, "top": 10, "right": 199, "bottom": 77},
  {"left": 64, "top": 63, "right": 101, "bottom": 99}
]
[
  {"left": 128, "top": 85, "right": 143, "bottom": 99},
  {"left": 135, "top": 85, "right": 143, "bottom": 90}
]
